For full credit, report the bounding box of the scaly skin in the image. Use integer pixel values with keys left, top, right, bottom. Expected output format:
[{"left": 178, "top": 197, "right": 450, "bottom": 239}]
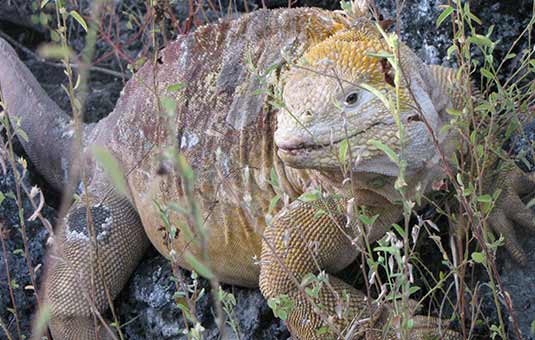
[{"left": 0, "top": 6, "right": 533, "bottom": 340}]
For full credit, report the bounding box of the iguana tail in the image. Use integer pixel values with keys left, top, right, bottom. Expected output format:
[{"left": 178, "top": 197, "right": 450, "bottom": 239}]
[{"left": 0, "top": 36, "right": 93, "bottom": 191}]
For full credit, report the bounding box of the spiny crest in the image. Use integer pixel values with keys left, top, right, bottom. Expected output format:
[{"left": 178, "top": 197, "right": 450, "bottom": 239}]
[
  {"left": 302, "top": 18, "right": 386, "bottom": 82},
  {"left": 347, "top": 0, "right": 374, "bottom": 18},
  {"left": 305, "top": 13, "right": 348, "bottom": 45},
  {"left": 303, "top": 2, "right": 377, "bottom": 46}
]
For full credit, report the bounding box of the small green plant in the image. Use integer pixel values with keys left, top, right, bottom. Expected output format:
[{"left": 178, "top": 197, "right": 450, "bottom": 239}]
[
  {"left": 218, "top": 287, "right": 242, "bottom": 339},
  {"left": 267, "top": 294, "right": 294, "bottom": 321}
]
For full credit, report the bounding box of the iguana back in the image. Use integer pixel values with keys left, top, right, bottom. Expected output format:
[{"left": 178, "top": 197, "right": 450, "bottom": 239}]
[{"left": 89, "top": 7, "right": 347, "bottom": 286}]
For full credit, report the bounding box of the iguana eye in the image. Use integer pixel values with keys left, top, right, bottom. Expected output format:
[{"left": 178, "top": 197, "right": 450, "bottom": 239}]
[{"left": 344, "top": 92, "right": 359, "bottom": 107}]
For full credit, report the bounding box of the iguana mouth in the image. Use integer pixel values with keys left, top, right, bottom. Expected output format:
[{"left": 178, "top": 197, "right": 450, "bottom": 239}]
[{"left": 277, "top": 122, "right": 383, "bottom": 154}]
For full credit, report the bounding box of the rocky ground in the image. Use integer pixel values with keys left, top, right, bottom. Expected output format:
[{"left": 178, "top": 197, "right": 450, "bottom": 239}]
[
  {"left": 0, "top": 0, "right": 534, "bottom": 339},
  {"left": 0, "top": 162, "right": 54, "bottom": 339}
]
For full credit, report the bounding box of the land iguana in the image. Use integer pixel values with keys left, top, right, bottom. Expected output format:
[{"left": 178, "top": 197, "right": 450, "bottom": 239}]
[{"left": 0, "top": 5, "right": 533, "bottom": 340}]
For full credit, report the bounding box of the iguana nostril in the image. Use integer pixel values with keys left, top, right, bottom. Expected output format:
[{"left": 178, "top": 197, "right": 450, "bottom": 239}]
[{"left": 305, "top": 110, "right": 313, "bottom": 117}]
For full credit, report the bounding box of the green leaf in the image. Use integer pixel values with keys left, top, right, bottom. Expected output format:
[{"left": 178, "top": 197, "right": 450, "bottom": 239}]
[
  {"left": 468, "top": 34, "right": 494, "bottom": 48},
  {"left": 184, "top": 252, "right": 214, "bottom": 280},
  {"left": 406, "top": 318, "right": 414, "bottom": 329},
  {"left": 32, "top": 303, "right": 52, "bottom": 338},
  {"left": 477, "top": 194, "right": 493, "bottom": 203},
  {"left": 436, "top": 6, "right": 454, "bottom": 27},
  {"left": 358, "top": 214, "right": 372, "bottom": 225},
  {"left": 316, "top": 326, "right": 330, "bottom": 335},
  {"left": 91, "top": 146, "right": 130, "bottom": 200},
  {"left": 313, "top": 209, "right": 325, "bottom": 220},
  {"left": 480, "top": 68, "right": 494, "bottom": 80},
  {"left": 160, "top": 96, "right": 176, "bottom": 116},
  {"left": 530, "top": 319, "right": 535, "bottom": 334},
  {"left": 167, "top": 202, "right": 188, "bottom": 215},
  {"left": 38, "top": 12, "right": 50, "bottom": 26},
  {"left": 392, "top": 223, "right": 405, "bottom": 237},
  {"left": 270, "top": 167, "right": 279, "bottom": 189},
  {"left": 305, "top": 286, "right": 319, "bottom": 298},
  {"left": 338, "top": 139, "right": 349, "bottom": 163},
  {"left": 467, "top": 11, "right": 482, "bottom": 25},
  {"left": 408, "top": 286, "right": 421, "bottom": 295},
  {"left": 374, "top": 246, "right": 398, "bottom": 255},
  {"left": 69, "top": 10, "right": 88, "bottom": 32},
  {"left": 268, "top": 194, "right": 280, "bottom": 215},
  {"left": 175, "top": 303, "right": 193, "bottom": 320},
  {"left": 456, "top": 173, "right": 464, "bottom": 186},
  {"left": 300, "top": 273, "right": 317, "bottom": 287},
  {"left": 463, "top": 186, "right": 474, "bottom": 196},
  {"left": 0, "top": 191, "right": 4, "bottom": 206},
  {"left": 360, "top": 83, "right": 390, "bottom": 107},
  {"left": 526, "top": 197, "right": 535, "bottom": 209},
  {"left": 359, "top": 214, "right": 379, "bottom": 226},
  {"left": 15, "top": 127, "right": 29, "bottom": 143},
  {"left": 167, "top": 83, "right": 187, "bottom": 92},
  {"left": 177, "top": 154, "right": 194, "bottom": 181},
  {"left": 299, "top": 190, "right": 321, "bottom": 202},
  {"left": 37, "top": 43, "right": 73, "bottom": 60},
  {"left": 31, "top": 14, "right": 39, "bottom": 25},
  {"left": 366, "top": 51, "right": 395, "bottom": 59},
  {"left": 447, "top": 44, "right": 458, "bottom": 59},
  {"left": 368, "top": 140, "right": 399, "bottom": 164},
  {"left": 340, "top": 0, "right": 352, "bottom": 13},
  {"left": 446, "top": 108, "right": 462, "bottom": 116},
  {"left": 267, "top": 295, "right": 294, "bottom": 321},
  {"left": 471, "top": 252, "right": 486, "bottom": 264}
]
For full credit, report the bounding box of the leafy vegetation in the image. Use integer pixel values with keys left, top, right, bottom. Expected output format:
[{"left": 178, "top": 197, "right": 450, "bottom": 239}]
[{"left": 0, "top": 0, "right": 534, "bottom": 339}]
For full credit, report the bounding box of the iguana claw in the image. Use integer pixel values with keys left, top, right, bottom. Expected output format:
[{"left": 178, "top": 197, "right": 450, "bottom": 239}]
[{"left": 486, "top": 163, "right": 535, "bottom": 265}]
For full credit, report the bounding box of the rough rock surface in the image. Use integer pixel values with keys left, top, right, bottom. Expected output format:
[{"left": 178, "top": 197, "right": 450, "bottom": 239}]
[
  {"left": 376, "top": 0, "right": 533, "bottom": 70},
  {"left": 116, "top": 251, "right": 289, "bottom": 339},
  {"left": 488, "top": 228, "right": 535, "bottom": 340},
  {"left": 0, "top": 0, "right": 38, "bottom": 31},
  {"left": 0, "top": 1, "right": 534, "bottom": 339},
  {"left": 0, "top": 161, "right": 54, "bottom": 340}
]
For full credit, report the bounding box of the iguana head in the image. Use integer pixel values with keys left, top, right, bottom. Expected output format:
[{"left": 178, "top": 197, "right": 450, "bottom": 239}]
[{"left": 275, "top": 18, "right": 442, "bottom": 177}]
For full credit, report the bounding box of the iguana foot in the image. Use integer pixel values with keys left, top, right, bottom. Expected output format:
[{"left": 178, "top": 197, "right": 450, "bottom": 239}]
[
  {"left": 486, "top": 163, "right": 535, "bottom": 264},
  {"left": 42, "top": 185, "right": 149, "bottom": 339}
]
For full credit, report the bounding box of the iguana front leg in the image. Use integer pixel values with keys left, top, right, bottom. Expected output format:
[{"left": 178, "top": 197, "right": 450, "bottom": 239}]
[
  {"left": 259, "top": 197, "right": 461, "bottom": 339},
  {"left": 43, "top": 180, "right": 149, "bottom": 339},
  {"left": 483, "top": 162, "right": 535, "bottom": 264}
]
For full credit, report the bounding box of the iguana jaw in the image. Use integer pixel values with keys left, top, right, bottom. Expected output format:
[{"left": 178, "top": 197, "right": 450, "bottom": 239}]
[
  {"left": 277, "top": 121, "right": 384, "bottom": 154},
  {"left": 275, "top": 121, "right": 395, "bottom": 171}
]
